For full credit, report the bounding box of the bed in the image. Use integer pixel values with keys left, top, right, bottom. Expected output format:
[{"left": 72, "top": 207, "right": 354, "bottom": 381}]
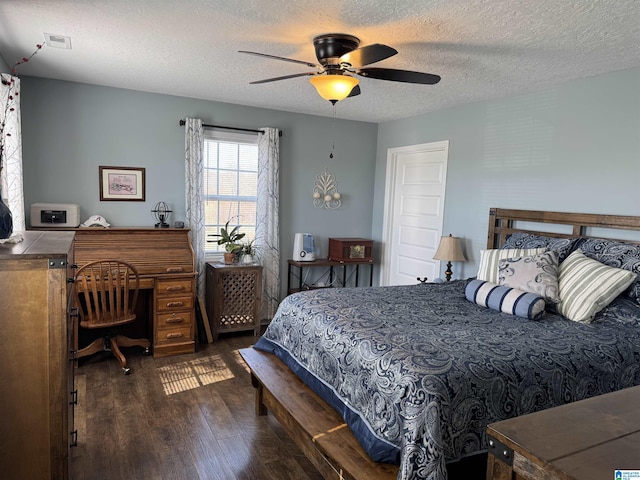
[{"left": 240, "top": 208, "right": 640, "bottom": 480}]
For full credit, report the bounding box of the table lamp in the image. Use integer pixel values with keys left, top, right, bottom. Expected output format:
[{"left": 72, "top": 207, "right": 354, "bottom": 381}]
[{"left": 433, "top": 234, "right": 466, "bottom": 281}]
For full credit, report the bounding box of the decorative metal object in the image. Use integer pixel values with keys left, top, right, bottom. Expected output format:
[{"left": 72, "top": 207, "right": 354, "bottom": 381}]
[
  {"left": 151, "top": 201, "right": 172, "bottom": 228},
  {"left": 313, "top": 168, "right": 342, "bottom": 210}
]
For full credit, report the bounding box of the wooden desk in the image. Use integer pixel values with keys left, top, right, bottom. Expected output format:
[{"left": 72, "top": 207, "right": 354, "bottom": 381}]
[
  {"left": 486, "top": 385, "right": 640, "bottom": 480},
  {"left": 72, "top": 228, "right": 196, "bottom": 358}
]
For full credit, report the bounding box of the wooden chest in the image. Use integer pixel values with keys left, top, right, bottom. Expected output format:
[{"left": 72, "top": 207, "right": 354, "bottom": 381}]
[
  {"left": 486, "top": 385, "right": 640, "bottom": 480},
  {"left": 328, "top": 238, "right": 373, "bottom": 262}
]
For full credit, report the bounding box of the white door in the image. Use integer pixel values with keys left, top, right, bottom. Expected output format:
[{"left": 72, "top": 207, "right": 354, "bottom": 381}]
[{"left": 380, "top": 141, "right": 449, "bottom": 286}]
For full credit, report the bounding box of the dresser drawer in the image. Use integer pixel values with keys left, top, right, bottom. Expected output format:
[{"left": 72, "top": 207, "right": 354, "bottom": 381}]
[
  {"left": 156, "top": 295, "right": 194, "bottom": 312},
  {"left": 156, "top": 278, "right": 193, "bottom": 296},
  {"left": 154, "top": 324, "right": 193, "bottom": 345},
  {"left": 156, "top": 311, "right": 193, "bottom": 330}
]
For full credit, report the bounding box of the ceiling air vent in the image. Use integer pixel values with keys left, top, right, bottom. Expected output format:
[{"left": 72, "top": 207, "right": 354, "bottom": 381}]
[{"left": 43, "top": 33, "right": 72, "bottom": 49}]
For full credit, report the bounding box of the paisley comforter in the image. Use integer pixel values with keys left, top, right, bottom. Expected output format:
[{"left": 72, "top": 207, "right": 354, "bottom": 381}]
[{"left": 253, "top": 280, "right": 640, "bottom": 480}]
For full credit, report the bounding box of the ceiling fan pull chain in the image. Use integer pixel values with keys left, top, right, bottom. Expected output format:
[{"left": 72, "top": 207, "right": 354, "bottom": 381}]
[{"left": 329, "top": 103, "right": 336, "bottom": 159}]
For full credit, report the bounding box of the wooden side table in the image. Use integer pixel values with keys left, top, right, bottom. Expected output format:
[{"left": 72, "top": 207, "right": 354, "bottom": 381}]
[
  {"left": 205, "top": 262, "right": 263, "bottom": 340},
  {"left": 287, "top": 258, "right": 374, "bottom": 294},
  {"left": 486, "top": 385, "right": 640, "bottom": 480}
]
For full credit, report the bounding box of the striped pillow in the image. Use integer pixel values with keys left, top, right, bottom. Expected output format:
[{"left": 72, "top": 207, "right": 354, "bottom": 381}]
[
  {"left": 477, "top": 248, "right": 547, "bottom": 284},
  {"left": 557, "top": 250, "right": 637, "bottom": 323},
  {"left": 465, "top": 279, "right": 547, "bottom": 320}
]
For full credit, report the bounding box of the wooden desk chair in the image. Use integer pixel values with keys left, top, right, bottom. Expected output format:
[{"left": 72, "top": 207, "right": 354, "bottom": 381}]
[{"left": 75, "top": 260, "right": 150, "bottom": 374}]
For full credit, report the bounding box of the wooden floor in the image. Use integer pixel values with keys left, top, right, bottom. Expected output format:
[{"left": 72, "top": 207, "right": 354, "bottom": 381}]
[
  {"left": 71, "top": 332, "right": 487, "bottom": 480},
  {"left": 71, "top": 333, "right": 324, "bottom": 480}
]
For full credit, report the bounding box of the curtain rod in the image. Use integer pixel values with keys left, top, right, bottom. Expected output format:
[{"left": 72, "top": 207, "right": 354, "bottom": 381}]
[{"left": 178, "top": 119, "right": 282, "bottom": 136}]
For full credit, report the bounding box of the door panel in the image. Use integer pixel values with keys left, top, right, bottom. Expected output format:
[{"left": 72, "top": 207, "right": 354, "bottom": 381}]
[{"left": 381, "top": 141, "right": 449, "bottom": 286}]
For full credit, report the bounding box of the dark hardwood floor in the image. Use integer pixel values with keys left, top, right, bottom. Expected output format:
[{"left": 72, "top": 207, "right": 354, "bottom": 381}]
[
  {"left": 71, "top": 333, "right": 324, "bottom": 480},
  {"left": 71, "top": 332, "right": 486, "bottom": 480}
]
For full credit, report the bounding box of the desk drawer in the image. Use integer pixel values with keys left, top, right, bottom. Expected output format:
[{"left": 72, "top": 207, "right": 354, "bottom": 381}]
[
  {"left": 154, "top": 324, "right": 193, "bottom": 345},
  {"left": 157, "top": 311, "right": 193, "bottom": 330},
  {"left": 156, "top": 295, "right": 194, "bottom": 312},
  {"left": 156, "top": 278, "right": 193, "bottom": 296}
]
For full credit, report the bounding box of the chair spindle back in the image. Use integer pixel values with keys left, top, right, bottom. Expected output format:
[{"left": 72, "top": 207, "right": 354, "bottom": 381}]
[{"left": 75, "top": 260, "right": 140, "bottom": 328}]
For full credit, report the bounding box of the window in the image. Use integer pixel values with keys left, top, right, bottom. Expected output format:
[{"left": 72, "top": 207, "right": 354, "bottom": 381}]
[{"left": 203, "top": 130, "right": 258, "bottom": 256}]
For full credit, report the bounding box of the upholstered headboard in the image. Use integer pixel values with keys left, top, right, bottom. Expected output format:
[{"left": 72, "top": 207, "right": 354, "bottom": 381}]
[{"left": 487, "top": 208, "right": 640, "bottom": 249}]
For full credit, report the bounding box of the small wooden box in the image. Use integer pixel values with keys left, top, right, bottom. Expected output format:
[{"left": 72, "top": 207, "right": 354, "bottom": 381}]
[{"left": 328, "top": 238, "right": 373, "bottom": 262}]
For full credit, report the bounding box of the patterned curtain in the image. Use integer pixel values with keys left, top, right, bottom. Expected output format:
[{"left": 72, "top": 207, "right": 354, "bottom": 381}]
[
  {"left": 0, "top": 73, "right": 25, "bottom": 232},
  {"left": 184, "top": 118, "right": 205, "bottom": 298},
  {"left": 256, "top": 128, "right": 280, "bottom": 320}
]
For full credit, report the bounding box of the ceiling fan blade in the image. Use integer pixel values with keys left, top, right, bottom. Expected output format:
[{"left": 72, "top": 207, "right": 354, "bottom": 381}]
[
  {"left": 239, "top": 50, "right": 319, "bottom": 68},
  {"left": 356, "top": 67, "right": 441, "bottom": 84},
  {"left": 347, "top": 84, "right": 361, "bottom": 98},
  {"left": 249, "top": 72, "right": 317, "bottom": 84},
  {"left": 340, "top": 44, "right": 397, "bottom": 67}
]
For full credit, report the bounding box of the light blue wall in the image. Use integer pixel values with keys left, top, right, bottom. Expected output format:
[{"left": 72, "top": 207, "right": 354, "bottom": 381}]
[
  {"left": 20, "top": 77, "right": 378, "bottom": 297},
  {"left": 18, "top": 67, "right": 640, "bottom": 291},
  {"left": 374, "top": 67, "right": 640, "bottom": 280}
]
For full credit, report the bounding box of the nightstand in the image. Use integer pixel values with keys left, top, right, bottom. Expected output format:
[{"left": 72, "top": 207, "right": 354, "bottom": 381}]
[{"left": 205, "top": 262, "right": 262, "bottom": 340}]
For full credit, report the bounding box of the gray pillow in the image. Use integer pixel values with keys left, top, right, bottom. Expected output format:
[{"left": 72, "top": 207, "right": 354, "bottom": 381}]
[{"left": 498, "top": 250, "right": 560, "bottom": 303}]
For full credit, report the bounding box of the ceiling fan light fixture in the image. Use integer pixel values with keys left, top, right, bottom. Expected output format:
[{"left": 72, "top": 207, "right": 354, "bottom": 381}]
[{"left": 310, "top": 75, "right": 359, "bottom": 103}]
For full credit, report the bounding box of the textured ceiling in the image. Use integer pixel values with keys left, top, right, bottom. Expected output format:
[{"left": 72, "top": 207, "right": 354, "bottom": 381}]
[{"left": 0, "top": 0, "right": 639, "bottom": 122}]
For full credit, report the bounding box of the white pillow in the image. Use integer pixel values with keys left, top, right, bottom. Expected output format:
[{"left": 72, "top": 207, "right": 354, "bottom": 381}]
[
  {"left": 557, "top": 250, "right": 637, "bottom": 323},
  {"left": 498, "top": 250, "right": 560, "bottom": 303},
  {"left": 477, "top": 248, "right": 546, "bottom": 284}
]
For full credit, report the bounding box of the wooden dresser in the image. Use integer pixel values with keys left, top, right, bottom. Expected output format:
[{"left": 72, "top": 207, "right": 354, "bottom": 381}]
[
  {"left": 487, "top": 385, "right": 640, "bottom": 480},
  {"left": 72, "top": 228, "right": 196, "bottom": 357},
  {"left": 0, "top": 231, "right": 76, "bottom": 480}
]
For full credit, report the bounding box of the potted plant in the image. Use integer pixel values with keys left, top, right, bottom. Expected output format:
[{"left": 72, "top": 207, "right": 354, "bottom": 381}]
[
  {"left": 209, "top": 219, "right": 245, "bottom": 264},
  {"left": 240, "top": 239, "right": 257, "bottom": 264}
]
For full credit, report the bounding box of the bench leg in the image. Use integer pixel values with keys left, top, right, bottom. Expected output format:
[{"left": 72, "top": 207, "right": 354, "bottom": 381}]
[{"left": 251, "top": 372, "right": 268, "bottom": 416}]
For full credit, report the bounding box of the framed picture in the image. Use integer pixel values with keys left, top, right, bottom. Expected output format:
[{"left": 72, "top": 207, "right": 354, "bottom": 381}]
[{"left": 99, "top": 166, "right": 145, "bottom": 201}]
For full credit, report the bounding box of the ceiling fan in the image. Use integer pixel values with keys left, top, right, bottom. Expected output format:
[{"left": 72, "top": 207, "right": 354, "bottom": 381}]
[{"left": 239, "top": 33, "right": 441, "bottom": 104}]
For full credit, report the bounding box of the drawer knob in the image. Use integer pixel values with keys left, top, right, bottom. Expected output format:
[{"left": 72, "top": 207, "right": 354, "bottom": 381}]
[
  {"left": 166, "top": 267, "right": 184, "bottom": 273},
  {"left": 166, "top": 285, "right": 185, "bottom": 292},
  {"left": 166, "top": 301, "right": 184, "bottom": 307},
  {"left": 166, "top": 317, "right": 184, "bottom": 324},
  {"left": 166, "top": 332, "right": 184, "bottom": 339}
]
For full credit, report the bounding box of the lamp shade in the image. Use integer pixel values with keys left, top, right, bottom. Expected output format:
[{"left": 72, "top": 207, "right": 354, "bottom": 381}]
[
  {"left": 310, "top": 75, "right": 359, "bottom": 102},
  {"left": 433, "top": 234, "right": 466, "bottom": 262}
]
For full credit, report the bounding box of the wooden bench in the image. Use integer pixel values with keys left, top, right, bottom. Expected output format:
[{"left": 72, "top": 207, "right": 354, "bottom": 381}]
[{"left": 239, "top": 347, "right": 398, "bottom": 480}]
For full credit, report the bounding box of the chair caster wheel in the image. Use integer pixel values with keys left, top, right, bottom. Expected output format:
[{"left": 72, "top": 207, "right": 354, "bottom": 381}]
[
  {"left": 122, "top": 367, "right": 131, "bottom": 375},
  {"left": 143, "top": 347, "right": 151, "bottom": 355}
]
